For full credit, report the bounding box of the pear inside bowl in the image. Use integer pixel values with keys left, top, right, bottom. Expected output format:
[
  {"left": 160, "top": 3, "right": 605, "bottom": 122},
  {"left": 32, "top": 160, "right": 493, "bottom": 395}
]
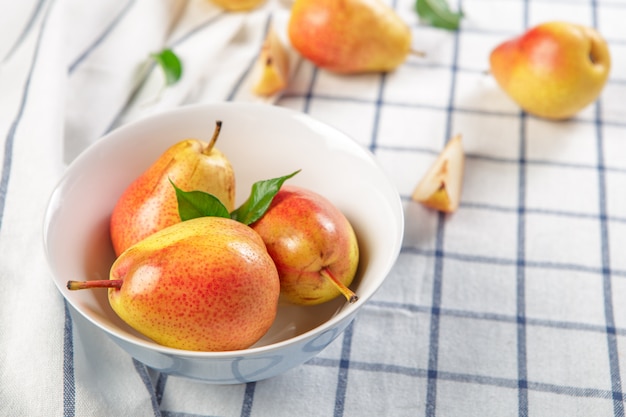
[{"left": 43, "top": 102, "right": 404, "bottom": 383}]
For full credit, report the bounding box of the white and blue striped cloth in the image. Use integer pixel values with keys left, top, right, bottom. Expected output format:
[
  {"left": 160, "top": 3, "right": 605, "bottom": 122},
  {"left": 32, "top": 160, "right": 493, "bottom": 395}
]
[{"left": 2, "top": 0, "right": 626, "bottom": 415}]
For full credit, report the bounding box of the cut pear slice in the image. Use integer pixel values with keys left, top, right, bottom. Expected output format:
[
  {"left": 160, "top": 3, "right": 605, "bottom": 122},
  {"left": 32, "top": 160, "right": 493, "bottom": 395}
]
[
  {"left": 251, "top": 26, "right": 290, "bottom": 97},
  {"left": 412, "top": 134, "right": 464, "bottom": 213}
]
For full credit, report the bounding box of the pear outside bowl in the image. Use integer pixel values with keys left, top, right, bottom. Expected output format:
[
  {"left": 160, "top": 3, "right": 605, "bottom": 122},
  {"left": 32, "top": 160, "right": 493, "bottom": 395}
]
[{"left": 43, "top": 102, "right": 404, "bottom": 384}]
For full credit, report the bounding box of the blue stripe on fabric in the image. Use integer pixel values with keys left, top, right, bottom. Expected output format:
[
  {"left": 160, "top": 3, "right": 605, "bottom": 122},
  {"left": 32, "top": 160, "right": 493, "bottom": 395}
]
[
  {"left": 132, "top": 359, "right": 161, "bottom": 417},
  {"left": 401, "top": 245, "right": 626, "bottom": 278},
  {"left": 594, "top": 70, "right": 625, "bottom": 417},
  {"left": 63, "top": 301, "right": 76, "bottom": 417},
  {"left": 68, "top": 0, "right": 136, "bottom": 74},
  {"left": 425, "top": 215, "right": 445, "bottom": 417},
  {"left": 457, "top": 201, "right": 626, "bottom": 224},
  {"left": 523, "top": 205, "right": 626, "bottom": 224},
  {"left": 155, "top": 372, "right": 168, "bottom": 406},
  {"left": 279, "top": 91, "right": 626, "bottom": 130},
  {"left": 240, "top": 382, "right": 256, "bottom": 417},
  {"left": 333, "top": 320, "right": 355, "bottom": 417},
  {"left": 367, "top": 299, "right": 626, "bottom": 336},
  {"left": 368, "top": 72, "right": 387, "bottom": 154},
  {"left": 302, "top": 67, "right": 319, "bottom": 115},
  {"left": 1, "top": 0, "right": 45, "bottom": 64},
  {"left": 425, "top": 16, "right": 462, "bottom": 415},
  {"left": 516, "top": 110, "right": 529, "bottom": 417},
  {"left": 307, "top": 356, "right": 623, "bottom": 402}
]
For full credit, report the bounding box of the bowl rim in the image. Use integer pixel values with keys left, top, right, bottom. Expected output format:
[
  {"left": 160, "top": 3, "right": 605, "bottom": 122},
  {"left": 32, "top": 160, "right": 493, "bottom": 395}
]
[{"left": 44, "top": 102, "right": 405, "bottom": 358}]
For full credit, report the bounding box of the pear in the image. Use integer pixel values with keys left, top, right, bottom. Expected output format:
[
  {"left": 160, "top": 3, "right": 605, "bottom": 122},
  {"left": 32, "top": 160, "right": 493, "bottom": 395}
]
[
  {"left": 110, "top": 121, "right": 235, "bottom": 256},
  {"left": 412, "top": 134, "right": 464, "bottom": 213},
  {"left": 68, "top": 216, "right": 280, "bottom": 352},
  {"left": 250, "top": 185, "right": 359, "bottom": 305},
  {"left": 489, "top": 21, "right": 611, "bottom": 120},
  {"left": 251, "top": 26, "right": 290, "bottom": 97},
  {"left": 287, "top": 0, "right": 412, "bottom": 74}
]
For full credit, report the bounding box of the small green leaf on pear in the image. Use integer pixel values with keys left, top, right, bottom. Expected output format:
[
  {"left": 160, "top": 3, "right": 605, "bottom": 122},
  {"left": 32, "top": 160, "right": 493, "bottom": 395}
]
[
  {"left": 231, "top": 170, "right": 301, "bottom": 225},
  {"left": 415, "top": 0, "right": 463, "bottom": 31},
  {"left": 150, "top": 48, "right": 183, "bottom": 86},
  {"left": 171, "top": 180, "right": 230, "bottom": 221}
]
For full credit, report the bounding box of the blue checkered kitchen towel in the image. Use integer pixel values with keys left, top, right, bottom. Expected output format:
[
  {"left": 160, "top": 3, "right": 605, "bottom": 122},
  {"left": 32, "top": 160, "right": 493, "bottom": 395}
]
[{"left": 1, "top": 0, "right": 625, "bottom": 416}]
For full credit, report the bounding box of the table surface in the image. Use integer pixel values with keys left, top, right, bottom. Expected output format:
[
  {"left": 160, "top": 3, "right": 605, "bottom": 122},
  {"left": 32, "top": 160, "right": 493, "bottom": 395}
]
[{"left": 1, "top": 0, "right": 626, "bottom": 416}]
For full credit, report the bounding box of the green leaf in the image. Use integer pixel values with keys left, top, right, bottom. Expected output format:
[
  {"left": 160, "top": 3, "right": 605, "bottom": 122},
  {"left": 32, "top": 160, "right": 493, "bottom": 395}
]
[
  {"left": 151, "top": 48, "right": 182, "bottom": 86},
  {"left": 171, "top": 180, "right": 230, "bottom": 221},
  {"left": 231, "top": 170, "right": 301, "bottom": 225},
  {"left": 416, "top": 0, "right": 463, "bottom": 30}
]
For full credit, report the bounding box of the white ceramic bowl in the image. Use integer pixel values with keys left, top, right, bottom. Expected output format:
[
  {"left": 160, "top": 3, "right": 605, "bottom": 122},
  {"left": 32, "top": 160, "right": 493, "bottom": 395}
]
[{"left": 43, "top": 102, "right": 404, "bottom": 384}]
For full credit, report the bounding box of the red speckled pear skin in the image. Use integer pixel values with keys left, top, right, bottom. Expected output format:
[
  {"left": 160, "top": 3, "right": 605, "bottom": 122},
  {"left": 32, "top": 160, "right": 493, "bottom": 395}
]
[
  {"left": 250, "top": 185, "right": 359, "bottom": 306},
  {"left": 108, "top": 216, "right": 280, "bottom": 352},
  {"left": 489, "top": 21, "right": 611, "bottom": 120},
  {"left": 288, "top": 0, "right": 412, "bottom": 74},
  {"left": 109, "top": 139, "right": 235, "bottom": 257}
]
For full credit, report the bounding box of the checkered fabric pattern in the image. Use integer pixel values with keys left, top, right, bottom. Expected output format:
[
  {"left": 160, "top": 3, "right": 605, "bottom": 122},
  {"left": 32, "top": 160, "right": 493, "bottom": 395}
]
[{"left": 1, "top": 0, "right": 625, "bottom": 416}]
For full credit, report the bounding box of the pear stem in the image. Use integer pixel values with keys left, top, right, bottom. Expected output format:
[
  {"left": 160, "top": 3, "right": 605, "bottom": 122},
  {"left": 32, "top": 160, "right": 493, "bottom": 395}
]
[
  {"left": 204, "top": 120, "right": 223, "bottom": 155},
  {"left": 320, "top": 268, "right": 358, "bottom": 304},
  {"left": 66, "top": 280, "right": 123, "bottom": 291}
]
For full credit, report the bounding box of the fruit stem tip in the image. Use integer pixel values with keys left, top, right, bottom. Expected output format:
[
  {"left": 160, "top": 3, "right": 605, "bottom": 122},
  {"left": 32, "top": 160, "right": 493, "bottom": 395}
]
[
  {"left": 67, "top": 280, "right": 85, "bottom": 290},
  {"left": 320, "top": 267, "right": 358, "bottom": 305},
  {"left": 205, "top": 120, "right": 223, "bottom": 154}
]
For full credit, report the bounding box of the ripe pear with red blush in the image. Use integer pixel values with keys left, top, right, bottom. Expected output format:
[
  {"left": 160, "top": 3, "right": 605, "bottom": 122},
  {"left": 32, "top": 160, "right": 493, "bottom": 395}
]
[
  {"left": 110, "top": 121, "right": 235, "bottom": 256},
  {"left": 489, "top": 21, "right": 611, "bottom": 120},
  {"left": 288, "top": 0, "right": 412, "bottom": 74},
  {"left": 250, "top": 185, "right": 360, "bottom": 306},
  {"left": 68, "top": 216, "right": 280, "bottom": 352}
]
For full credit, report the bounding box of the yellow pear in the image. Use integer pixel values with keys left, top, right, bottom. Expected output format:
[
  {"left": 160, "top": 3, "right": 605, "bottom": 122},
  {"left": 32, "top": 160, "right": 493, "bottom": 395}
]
[
  {"left": 110, "top": 122, "right": 235, "bottom": 256},
  {"left": 489, "top": 21, "right": 611, "bottom": 120},
  {"left": 288, "top": 0, "right": 412, "bottom": 74},
  {"left": 68, "top": 217, "right": 280, "bottom": 352},
  {"left": 251, "top": 26, "right": 290, "bottom": 97},
  {"left": 412, "top": 134, "right": 464, "bottom": 213}
]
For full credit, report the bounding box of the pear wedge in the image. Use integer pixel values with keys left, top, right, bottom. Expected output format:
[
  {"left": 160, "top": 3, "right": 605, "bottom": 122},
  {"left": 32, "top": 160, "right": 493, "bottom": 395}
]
[
  {"left": 412, "top": 134, "right": 464, "bottom": 213},
  {"left": 252, "top": 26, "right": 290, "bottom": 97}
]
